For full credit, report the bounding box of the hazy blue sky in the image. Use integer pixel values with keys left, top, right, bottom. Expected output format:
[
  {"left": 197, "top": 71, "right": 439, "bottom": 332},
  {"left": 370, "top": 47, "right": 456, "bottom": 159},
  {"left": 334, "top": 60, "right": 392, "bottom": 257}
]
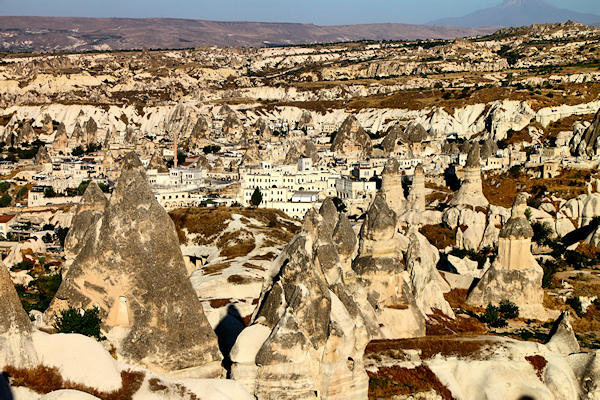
[{"left": 0, "top": 0, "right": 598, "bottom": 25}]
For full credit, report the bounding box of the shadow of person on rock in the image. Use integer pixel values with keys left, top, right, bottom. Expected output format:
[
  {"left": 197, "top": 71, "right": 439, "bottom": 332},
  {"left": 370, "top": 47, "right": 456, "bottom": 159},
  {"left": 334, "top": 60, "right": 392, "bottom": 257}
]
[
  {"left": 0, "top": 372, "right": 13, "bottom": 400},
  {"left": 214, "top": 304, "right": 246, "bottom": 375}
]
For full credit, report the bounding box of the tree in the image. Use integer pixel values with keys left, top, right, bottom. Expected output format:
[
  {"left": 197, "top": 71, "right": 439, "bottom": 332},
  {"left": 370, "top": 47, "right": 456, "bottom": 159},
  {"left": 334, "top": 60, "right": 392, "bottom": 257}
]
[
  {"left": 498, "top": 299, "right": 519, "bottom": 319},
  {"left": 77, "top": 180, "right": 90, "bottom": 196},
  {"left": 44, "top": 187, "right": 57, "bottom": 198},
  {"left": 71, "top": 146, "right": 85, "bottom": 157},
  {"left": 0, "top": 193, "right": 11, "bottom": 207},
  {"left": 250, "top": 188, "right": 263, "bottom": 207}
]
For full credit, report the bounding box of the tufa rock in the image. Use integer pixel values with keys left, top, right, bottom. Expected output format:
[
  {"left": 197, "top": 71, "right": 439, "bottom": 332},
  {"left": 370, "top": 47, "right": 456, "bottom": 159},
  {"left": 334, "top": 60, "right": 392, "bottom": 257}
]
[
  {"left": 232, "top": 207, "right": 376, "bottom": 399},
  {"left": 46, "top": 152, "right": 223, "bottom": 376},
  {"left": 466, "top": 193, "right": 552, "bottom": 319},
  {"left": 381, "top": 159, "right": 406, "bottom": 214},
  {"left": 330, "top": 115, "right": 372, "bottom": 160},
  {"left": 63, "top": 181, "right": 108, "bottom": 262}
]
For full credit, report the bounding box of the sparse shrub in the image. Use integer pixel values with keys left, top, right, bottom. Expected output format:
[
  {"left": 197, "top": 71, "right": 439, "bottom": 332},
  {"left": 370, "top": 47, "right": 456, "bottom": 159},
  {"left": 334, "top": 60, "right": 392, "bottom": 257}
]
[
  {"left": 509, "top": 165, "right": 522, "bottom": 178},
  {"left": 499, "top": 299, "right": 519, "bottom": 319},
  {"left": 53, "top": 306, "right": 104, "bottom": 340},
  {"left": 332, "top": 196, "right": 347, "bottom": 213},
  {"left": 524, "top": 208, "right": 532, "bottom": 221},
  {"left": 482, "top": 303, "right": 508, "bottom": 328}
]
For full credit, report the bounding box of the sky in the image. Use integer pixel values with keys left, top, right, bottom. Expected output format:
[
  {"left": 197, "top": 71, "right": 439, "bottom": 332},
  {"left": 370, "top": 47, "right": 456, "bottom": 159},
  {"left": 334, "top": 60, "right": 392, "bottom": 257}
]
[{"left": 0, "top": 0, "right": 598, "bottom": 25}]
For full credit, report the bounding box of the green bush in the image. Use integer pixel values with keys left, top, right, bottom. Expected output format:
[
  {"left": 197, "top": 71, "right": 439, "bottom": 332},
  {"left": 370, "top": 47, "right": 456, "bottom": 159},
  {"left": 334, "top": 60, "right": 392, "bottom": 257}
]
[
  {"left": 482, "top": 303, "right": 508, "bottom": 328},
  {"left": 499, "top": 299, "right": 519, "bottom": 319},
  {"left": 250, "top": 188, "right": 262, "bottom": 207},
  {"left": 53, "top": 306, "right": 104, "bottom": 340},
  {"left": 332, "top": 197, "right": 347, "bottom": 213},
  {"left": 0, "top": 181, "right": 10, "bottom": 193}
]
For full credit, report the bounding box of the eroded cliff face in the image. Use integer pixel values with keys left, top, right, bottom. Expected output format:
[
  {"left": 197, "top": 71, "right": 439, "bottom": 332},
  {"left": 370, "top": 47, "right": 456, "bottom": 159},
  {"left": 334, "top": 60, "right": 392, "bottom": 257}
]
[{"left": 46, "top": 153, "right": 223, "bottom": 377}]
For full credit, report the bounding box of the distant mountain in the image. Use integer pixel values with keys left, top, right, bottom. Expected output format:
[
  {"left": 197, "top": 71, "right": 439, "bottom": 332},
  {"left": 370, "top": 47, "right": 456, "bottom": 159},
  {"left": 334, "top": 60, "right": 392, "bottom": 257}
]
[
  {"left": 0, "top": 16, "right": 498, "bottom": 53},
  {"left": 429, "top": 0, "right": 600, "bottom": 28}
]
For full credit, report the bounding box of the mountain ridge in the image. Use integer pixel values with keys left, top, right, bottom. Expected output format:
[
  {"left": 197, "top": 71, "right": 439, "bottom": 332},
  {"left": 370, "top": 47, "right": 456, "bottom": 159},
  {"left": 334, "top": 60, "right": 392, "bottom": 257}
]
[
  {"left": 0, "top": 16, "right": 498, "bottom": 53},
  {"left": 428, "top": 0, "right": 600, "bottom": 28}
]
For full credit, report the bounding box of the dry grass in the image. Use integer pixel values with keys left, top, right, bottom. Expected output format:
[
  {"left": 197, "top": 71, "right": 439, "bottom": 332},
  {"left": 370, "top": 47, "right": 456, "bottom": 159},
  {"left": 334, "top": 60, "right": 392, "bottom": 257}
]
[
  {"left": 250, "top": 252, "right": 276, "bottom": 261},
  {"left": 419, "top": 224, "right": 456, "bottom": 249},
  {"left": 426, "top": 309, "right": 487, "bottom": 336},
  {"left": 483, "top": 168, "right": 591, "bottom": 207},
  {"left": 4, "top": 365, "right": 144, "bottom": 399},
  {"left": 368, "top": 365, "right": 454, "bottom": 400},
  {"left": 366, "top": 336, "right": 495, "bottom": 361},
  {"left": 243, "top": 262, "right": 266, "bottom": 271},
  {"left": 201, "top": 262, "right": 230, "bottom": 275},
  {"left": 227, "top": 274, "right": 261, "bottom": 284},
  {"left": 169, "top": 207, "right": 231, "bottom": 245},
  {"left": 209, "top": 298, "right": 232, "bottom": 308},
  {"left": 525, "top": 355, "right": 547, "bottom": 379},
  {"left": 220, "top": 237, "right": 256, "bottom": 259}
]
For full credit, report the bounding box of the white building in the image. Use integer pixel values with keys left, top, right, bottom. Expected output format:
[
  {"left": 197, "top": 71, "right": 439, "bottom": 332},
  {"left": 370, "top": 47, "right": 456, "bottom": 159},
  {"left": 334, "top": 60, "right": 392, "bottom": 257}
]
[{"left": 239, "top": 158, "right": 339, "bottom": 218}]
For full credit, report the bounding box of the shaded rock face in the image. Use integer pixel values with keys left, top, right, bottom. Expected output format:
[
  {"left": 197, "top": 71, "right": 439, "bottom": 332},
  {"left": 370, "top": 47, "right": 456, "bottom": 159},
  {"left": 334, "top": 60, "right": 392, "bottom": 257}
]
[
  {"left": 405, "top": 230, "right": 454, "bottom": 318},
  {"left": 284, "top": 139, "right": 318, "bottom": 164},
  {"left": 53, "top": 123, "right": 68, "bottom": 153},
  {"left": 381, "top": 124, "right": 404, "bottom": 154},
  {"left": 380, "top": 159, "right": 405, "bottom": 214},
  {"left": 0, "top": 262, "right": 38, "bottom": 368},
  {"left": 231, "top": 204, "right": 376, "bottom": 400},
  {"left": 46, "top": 153, "right": 223, "bottom": 376},
  {"left": 147, "top": 151, "right": 169, "bottom": 173},
  {"left": 34, "top": 145, "right": 51, "bottom": 165},
  {"left": 467, "top": 193, "right": 549, "bottom": 319},
  {"left": 573, "top": 109, "right": 600, "bottom": 156},
  {"left": 17, "top": 121, "right": 35, "bottom": 145},
  {"left": 0, "top": 263, "right": 32, "bottom": 335},
  {"left": 85, "top": 117, "right": 98, "bottom": 144},
  {"left": 330, "top": 115, "right": 372, "bottom": 160},
  {"left": 184, "top": 115, "right": 210, "bottom": 151},
  {"left": 352, "top": 193, "right": 425, "bottom": 339},
  {"left": 63, "top": 181, "right": 108, "bottom": 261}
]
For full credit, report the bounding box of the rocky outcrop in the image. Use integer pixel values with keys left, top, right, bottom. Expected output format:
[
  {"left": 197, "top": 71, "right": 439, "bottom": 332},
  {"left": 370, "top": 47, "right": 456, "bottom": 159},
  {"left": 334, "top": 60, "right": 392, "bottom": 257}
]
[
  {"left": 380, "top": 159, "right": 405, "bottom": 214},
  {"left": 381, "top": 124, "right": 403, "bottom": 154},
  {"left": 63, "top": 181, "right": 108, "bottom": 262},
  {"left": 449, "top": 144, "right": 488, "bottom": 208},
  {"left": 406, "top": 164, "right": 426, "bottom": 212},
  {"left": 231, "top": 203, "right": 376, "bottom": 399},
  {"left": 398, "top": 165, "right": 442, "bottom": 227},
  {"left": 405, "top": 229, "right": 454, "bottom": 318},
  {"left": 546, "top": 311, "right": 580, "bottom": 355},
  {"left": 572, "top": 108, "right": 600, "bottom": 156},
  {"left": 443, "top": 144, "right": 490, "bottom": 250},
  {"left": 85, "top": 117, "right": 98, "bottom": 144},
  {"left": 466, "top": 193, "right": 551, "bottom": 319},
  {"left": 330, "top": 115, "right": 372, "bottom": 160},
  {"left": 46, "top": 153, "right": 223, "bottom": 377},
  {"left": 352, "top": 193, "right": 425, "bottom": 338}
]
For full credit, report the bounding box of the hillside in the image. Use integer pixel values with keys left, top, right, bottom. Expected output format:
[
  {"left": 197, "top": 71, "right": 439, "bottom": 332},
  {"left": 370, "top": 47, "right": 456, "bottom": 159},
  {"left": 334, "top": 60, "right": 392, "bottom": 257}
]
[{"left": 0, "top": 16, "right": 498, "bottom": 53}]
